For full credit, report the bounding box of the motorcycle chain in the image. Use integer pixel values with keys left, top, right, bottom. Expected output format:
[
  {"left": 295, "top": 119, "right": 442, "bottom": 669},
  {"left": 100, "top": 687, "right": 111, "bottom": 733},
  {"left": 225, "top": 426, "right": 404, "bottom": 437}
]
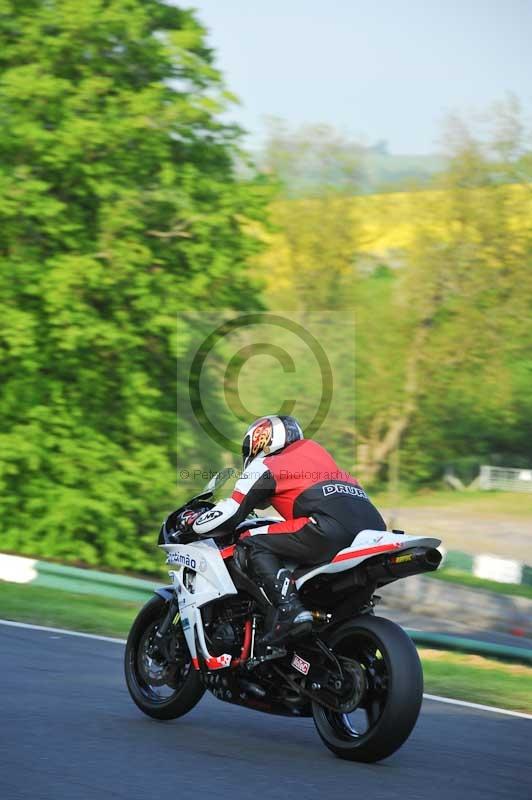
[{"left": 271, "top": 657, "right": 366, "bottom": 713}]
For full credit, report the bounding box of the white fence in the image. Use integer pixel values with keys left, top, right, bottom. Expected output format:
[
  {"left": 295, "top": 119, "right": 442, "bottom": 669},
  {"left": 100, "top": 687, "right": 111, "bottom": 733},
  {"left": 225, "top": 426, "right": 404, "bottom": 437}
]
[{"left": 478, "top": 465, "right": 532, "bottom": 493}]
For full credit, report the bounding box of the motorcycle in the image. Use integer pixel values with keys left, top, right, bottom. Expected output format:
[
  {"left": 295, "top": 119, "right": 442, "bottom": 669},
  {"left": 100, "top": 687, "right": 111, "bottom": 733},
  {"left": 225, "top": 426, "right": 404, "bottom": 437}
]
[{"left": 124, "top": 469, "right": 442, "bottom": 762}]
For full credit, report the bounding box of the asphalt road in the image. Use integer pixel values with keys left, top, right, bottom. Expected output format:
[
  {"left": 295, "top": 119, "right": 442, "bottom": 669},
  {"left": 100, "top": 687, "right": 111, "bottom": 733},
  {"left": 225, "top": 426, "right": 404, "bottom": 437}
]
[{"left": 1, "top": 624, "right": 531, "bottom": 800}]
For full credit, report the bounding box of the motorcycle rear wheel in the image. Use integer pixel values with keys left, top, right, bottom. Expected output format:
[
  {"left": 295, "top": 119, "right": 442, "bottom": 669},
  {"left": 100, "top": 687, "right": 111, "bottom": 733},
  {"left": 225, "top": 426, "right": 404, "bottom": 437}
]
[
  {"left": 312, "top": 614, "right": 423, "bottom": 762},
  {"left": 124, "top": 595, "right": 205, "bottom": 720}
]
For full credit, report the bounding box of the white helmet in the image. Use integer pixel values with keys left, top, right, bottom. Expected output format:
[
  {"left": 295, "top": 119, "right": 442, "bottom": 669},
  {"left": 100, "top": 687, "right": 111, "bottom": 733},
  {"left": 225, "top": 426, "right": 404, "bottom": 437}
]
[{"left": 242, "top": 415, "right": 303, "bottom": 470}]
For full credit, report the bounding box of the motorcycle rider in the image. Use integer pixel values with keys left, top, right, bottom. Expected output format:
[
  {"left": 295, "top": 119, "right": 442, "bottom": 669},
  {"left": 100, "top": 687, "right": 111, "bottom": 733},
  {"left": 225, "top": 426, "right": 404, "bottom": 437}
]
[{"left": 182, "top": 415, "right": 386, "bottom": 643}]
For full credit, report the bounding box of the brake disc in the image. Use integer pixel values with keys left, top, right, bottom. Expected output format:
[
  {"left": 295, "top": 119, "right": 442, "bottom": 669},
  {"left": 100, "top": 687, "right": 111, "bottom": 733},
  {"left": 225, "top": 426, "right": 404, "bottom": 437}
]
[
  {"left": 139, "top": 626, "right": 180, "bottom": 687},
  {"left": 331, "top": 661, "right": 367, "bottom": 713}
]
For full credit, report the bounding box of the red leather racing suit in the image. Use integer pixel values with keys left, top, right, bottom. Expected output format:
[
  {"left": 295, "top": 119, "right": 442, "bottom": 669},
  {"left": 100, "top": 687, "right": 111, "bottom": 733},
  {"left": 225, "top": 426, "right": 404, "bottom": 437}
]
[{"left": 193, "top": 439, "right": 386, "bottom": 566}]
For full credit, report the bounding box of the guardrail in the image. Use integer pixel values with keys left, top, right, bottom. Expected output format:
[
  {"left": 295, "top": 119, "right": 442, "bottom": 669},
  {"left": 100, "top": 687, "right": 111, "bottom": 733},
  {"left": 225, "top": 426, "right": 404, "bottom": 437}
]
[
  {"left": 1, "top": 552, "right": 531, "bottom": 664},
  {"left": 405, "top": 630, "right": 532, "bottom": 666},
  {"left": 0, "top": 553, "right": 157, "bottom": 602},
  {"left": 444, "top": 549, "right": 531, "bottom": 587}
]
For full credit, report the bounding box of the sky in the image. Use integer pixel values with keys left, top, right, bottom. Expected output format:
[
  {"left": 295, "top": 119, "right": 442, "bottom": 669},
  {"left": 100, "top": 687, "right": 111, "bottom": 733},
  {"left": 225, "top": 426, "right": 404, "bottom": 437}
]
[{"left": 188, "top": 0, "right": 532, "bottom": 155}]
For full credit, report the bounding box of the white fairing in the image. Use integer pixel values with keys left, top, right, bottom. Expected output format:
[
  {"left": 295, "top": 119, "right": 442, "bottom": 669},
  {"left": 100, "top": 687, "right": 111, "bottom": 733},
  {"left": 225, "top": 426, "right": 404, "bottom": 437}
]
[
  {"left": 295, "top": 529, "right": 442, "bottom": 590},
  {"left": 160, "top": 539, "right": 237, "bottom": 669},
  {"left": 160, "top": 529, "right": 442, "bottom": 667}
]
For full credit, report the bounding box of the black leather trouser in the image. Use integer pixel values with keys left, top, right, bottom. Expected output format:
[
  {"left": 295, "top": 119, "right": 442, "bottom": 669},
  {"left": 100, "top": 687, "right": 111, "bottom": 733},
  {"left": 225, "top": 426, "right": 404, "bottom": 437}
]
[
  {"left": 240, "top": 521, "right": 354, "bottom": 602},
  {"left": 243, "top": 521, "right": 353, "bottom": 567},
  {"left": 240, "top": 501, "right": 386, "bottom": 597}
]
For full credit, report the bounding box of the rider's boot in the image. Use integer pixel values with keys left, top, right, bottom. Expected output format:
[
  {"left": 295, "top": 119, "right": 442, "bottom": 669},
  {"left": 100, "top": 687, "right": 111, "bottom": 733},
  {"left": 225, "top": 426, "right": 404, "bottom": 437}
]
[{"left": 247, "top": 550, "right": 312, "bottom": 644}]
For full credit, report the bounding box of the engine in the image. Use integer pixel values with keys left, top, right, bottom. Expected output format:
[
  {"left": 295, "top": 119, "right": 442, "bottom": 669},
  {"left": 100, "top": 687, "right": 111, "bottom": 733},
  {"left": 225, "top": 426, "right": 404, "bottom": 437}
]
[
  {"left": 210, "top": 622, "right": 239, "bottom": 656},
  {"left": 205, "top": 598, "right": 250, "bottom": 657}
]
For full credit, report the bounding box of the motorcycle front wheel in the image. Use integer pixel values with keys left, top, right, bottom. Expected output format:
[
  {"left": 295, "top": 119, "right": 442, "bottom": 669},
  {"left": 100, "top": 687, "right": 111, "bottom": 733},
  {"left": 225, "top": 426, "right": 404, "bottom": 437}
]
[
  {"left": 124, "top": 595, "right": 205, "bottom": 720},
  {"left": 312, "top": 614, "right": 423, "bottom": 762}
]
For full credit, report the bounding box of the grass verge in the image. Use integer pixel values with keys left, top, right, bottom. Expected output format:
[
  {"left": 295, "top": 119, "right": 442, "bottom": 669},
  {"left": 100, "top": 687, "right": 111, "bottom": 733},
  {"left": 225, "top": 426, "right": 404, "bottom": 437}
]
[
  {"left": 420, "top": 648, "right": 532, "bottom": 714},
  {"left": 426, "top": 568, "right": 532, "bottom": 600},
  {"left": 0, "top": 580, "right": 139, "bottom": 638},
  {"left": 373, "top": 488, "right": 532, "bottom": 517},
  {"left": 1, "top": 581, "right": 530, "bottom": 714}
]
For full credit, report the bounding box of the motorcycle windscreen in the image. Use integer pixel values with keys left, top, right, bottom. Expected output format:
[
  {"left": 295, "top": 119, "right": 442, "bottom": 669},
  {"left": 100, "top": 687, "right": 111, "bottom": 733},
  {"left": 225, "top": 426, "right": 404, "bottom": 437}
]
[{"left": 193, "top": 466, "right": 236, "bottom": 502}]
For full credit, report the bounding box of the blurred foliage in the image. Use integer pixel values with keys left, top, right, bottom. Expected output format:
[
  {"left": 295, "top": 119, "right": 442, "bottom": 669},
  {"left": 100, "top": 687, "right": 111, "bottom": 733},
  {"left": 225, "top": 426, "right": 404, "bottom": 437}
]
[
  {"left": 0, "top": 5, "right": 530, "bottom": 573},
  {"left": 256, "top": 101, "right": 532, "bottom": 486},
  {"left": 0, "top": 0, "right": 271, "bottom": 570},
  {"left": 260, "top": 117, "right": 445, "bottom": 195}
]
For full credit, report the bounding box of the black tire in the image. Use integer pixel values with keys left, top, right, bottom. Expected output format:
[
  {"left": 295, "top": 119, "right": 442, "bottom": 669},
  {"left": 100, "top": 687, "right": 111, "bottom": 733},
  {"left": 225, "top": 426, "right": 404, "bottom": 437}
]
[
  {"left": 312, "top": 615, "right": 423, "bottom": 762},
  {"left": 124, "top": 595, "right": 205, "bottom": 720}
]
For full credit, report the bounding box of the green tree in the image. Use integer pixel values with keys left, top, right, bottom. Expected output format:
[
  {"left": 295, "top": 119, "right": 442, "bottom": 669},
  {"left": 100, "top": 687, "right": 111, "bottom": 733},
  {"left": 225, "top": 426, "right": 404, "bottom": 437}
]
[
  {"left": 356, "top": 101, "right": 532, "bottom": 484},
  {"left": 257, "top": 102, "right": 532, "bottom": 487},
  {"left": 262, "top": 118, "right": 362, "bottom": 198},
  {"left": 0, "top": 0, "right": 270, "bottom": 571}
]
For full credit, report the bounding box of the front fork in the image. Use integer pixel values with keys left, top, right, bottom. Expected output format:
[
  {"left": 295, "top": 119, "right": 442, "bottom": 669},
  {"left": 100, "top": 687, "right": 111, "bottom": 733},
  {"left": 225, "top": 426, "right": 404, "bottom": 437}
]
[{"left": 149, "top": 589, "right": 180, "bottom": 662}]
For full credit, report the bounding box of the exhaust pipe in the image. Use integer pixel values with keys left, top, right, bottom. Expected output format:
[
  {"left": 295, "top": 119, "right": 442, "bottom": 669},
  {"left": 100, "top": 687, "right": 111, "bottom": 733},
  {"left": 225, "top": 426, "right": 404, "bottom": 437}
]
[
  {"left": 365, "top": 547, "right": 442, "bottom": 583},
  {"left": 330, "top": 547, "right": 442, "bottom": 594}
]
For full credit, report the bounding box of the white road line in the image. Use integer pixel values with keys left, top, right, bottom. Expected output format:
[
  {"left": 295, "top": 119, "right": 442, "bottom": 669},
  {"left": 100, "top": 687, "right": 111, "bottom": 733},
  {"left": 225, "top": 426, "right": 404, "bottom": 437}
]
[
  {"left": 0, "top": 618, "right": 126, "bottom": 644},
  {"left": 1, "top": 618, "right": 531, "bottom": 721},
  {"left": 422, "top": 693, "right": 532, "bottom": 720}
]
